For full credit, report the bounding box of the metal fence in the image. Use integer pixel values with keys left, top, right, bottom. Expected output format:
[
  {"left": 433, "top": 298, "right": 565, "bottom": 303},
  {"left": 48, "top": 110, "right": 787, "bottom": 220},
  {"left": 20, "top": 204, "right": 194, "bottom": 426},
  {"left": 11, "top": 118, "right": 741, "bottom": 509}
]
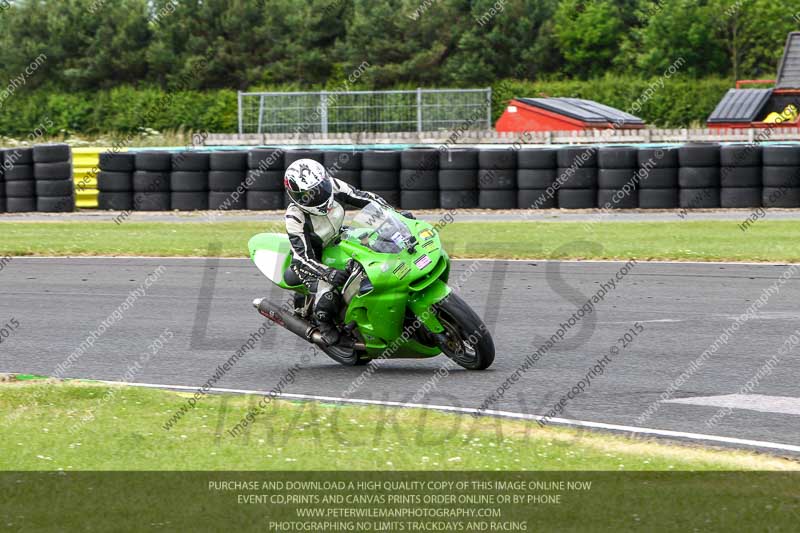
[{"left": 237, "top": 88, "right": 492, "bottom": 135}]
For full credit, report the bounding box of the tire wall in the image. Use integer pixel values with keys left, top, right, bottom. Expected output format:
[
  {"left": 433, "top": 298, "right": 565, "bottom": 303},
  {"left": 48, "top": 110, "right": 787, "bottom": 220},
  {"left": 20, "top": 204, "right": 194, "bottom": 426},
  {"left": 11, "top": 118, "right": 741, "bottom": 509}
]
[
  {"left": 2, "top": 144, "right": 74, "bottom": 213},
  {"left": 90, "top": 144, "right": 800, "bottom": 212}
]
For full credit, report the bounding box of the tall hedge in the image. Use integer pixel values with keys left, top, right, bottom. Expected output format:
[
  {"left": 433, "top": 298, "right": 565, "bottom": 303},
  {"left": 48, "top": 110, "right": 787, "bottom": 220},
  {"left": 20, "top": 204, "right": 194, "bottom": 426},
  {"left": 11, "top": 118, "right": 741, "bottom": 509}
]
[{"left": 0, "top": 77, "right": 733, "bottom": 137}]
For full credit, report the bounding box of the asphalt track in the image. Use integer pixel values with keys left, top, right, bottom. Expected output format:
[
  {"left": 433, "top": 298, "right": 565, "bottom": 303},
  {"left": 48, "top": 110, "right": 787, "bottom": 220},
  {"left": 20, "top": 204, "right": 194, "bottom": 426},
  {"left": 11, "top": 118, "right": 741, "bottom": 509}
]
[{"left": 2, "top": 257, "right": 800, "bottom": 456}]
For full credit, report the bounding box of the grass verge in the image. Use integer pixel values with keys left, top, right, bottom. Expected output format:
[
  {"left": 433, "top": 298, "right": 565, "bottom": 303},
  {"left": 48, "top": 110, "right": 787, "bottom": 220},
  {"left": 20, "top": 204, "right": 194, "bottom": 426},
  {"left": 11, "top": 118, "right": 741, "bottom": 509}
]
[
  {"left": 0, "top": 220, "right": 799, "bottom": 262},
  {"left": 1, "top": 379, "right": 796, "bottom": 471}
]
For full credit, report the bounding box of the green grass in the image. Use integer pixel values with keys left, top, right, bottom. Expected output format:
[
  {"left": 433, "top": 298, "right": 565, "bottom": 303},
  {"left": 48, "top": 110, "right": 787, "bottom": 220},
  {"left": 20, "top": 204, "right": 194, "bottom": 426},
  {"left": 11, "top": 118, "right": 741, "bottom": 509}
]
[
  {"left": 1, "top": 380, "right": 796, "bottom": 471},
  {"left": 1, "top": 219, "right": 800, "bottom": 261}
]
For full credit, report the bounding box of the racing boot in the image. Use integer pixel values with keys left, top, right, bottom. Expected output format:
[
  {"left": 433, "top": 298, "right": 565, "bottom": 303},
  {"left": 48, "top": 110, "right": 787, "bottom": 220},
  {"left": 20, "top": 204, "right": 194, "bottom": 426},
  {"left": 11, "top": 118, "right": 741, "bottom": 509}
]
[{"left": 314, "top": 291, "right": 342, "bottom": 346}]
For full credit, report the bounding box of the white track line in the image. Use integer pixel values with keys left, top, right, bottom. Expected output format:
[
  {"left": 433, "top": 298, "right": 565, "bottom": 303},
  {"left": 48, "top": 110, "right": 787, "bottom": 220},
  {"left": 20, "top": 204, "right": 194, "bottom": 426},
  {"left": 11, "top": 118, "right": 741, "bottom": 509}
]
[
  {"left": 9, "top": 256, "right": 798, "bottom": 266},
  {"left": 102, "top": 380, "right": 800, "bottom": 454}
]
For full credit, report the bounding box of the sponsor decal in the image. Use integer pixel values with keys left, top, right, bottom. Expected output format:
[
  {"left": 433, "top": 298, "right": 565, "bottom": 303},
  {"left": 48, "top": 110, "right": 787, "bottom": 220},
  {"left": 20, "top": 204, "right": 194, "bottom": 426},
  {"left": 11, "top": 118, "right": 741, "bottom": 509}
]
[
  {"left": 419, "top": 229, "right": 434, "bottom": 240},
  {"left": 414, "top": 255, "right": 432, "bottom": 269}
]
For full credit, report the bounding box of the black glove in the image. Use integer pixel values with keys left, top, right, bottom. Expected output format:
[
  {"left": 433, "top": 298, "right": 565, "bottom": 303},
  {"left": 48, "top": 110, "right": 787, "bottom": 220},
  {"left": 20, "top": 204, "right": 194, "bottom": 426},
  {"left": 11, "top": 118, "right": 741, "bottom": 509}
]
[
  {"left": 325, "top": 268, "right": 349, "bottom": 287},
  {"left": 399, "top": 210, "right": 416, "bottom": 220}
]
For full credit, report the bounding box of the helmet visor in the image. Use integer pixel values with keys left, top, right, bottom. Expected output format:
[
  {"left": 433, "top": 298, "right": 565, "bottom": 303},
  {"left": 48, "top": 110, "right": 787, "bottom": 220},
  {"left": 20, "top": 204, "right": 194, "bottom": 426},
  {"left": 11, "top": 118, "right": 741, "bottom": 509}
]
[{"left": 288, "top": 178, "right": 333, "bottom": 209}]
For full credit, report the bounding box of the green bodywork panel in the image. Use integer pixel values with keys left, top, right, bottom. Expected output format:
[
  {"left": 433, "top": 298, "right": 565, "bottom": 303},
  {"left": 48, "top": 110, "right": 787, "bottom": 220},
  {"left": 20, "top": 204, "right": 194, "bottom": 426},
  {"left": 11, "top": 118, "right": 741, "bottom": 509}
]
[{"left": 248, "top": 215, "right": 451, "bottom": 359}]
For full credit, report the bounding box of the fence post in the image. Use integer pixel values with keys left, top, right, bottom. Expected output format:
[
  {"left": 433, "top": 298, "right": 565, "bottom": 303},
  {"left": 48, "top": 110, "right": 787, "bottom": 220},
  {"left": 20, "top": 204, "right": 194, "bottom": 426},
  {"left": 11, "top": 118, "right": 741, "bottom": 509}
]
[
  {"left": 257, "top": 95, "right": 265, "bottom": 135},
  {"left": 486, "top": 87, "right": 492, "bottom": 129},
  {"left": 320, "top": 91, "right": 328, "bottom": 136},
  {"left": 237, "top": 91, "right": 243, "bottom": 136},
  {"left": 417, "top": 88, "right": 423, "bottom": 133}
]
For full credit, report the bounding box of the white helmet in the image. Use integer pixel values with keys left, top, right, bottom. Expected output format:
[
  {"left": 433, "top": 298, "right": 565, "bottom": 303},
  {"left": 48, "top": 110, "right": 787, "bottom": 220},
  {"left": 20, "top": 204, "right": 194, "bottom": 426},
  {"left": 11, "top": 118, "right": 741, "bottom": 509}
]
[{"left": 284, "top": 158, "right": 334, "bottom": 216}]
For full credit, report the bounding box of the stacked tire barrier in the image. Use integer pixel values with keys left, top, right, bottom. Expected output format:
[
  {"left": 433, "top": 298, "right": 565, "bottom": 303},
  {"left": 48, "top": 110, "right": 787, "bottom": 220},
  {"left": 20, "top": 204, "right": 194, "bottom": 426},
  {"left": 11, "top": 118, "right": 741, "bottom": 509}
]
[
  {"left": 762, "top": 145, "right": 800, "bottom": 207},
  {"left": 597, "top": 146, "right": 638, "bottom": 209},
  {"left": 3, "top": 145, "right": 76, "bottom": 213},
  {"left": 439, "top": 149, "right": 479, "bottom": 209},
  {"left": 517, "top": 148, "right": 556, "bottom": 209},
  {"left": 478, "top": 149, "right": 517, "bottom": 209},
  {"left": 98, "top": 152, "right": 136, "bottom": 210},
  {"left": 361, "top": 150, "right": 400, "bottom": 207},
  {"left": 87, "top": 143, "right": 800, "bottom": 213},
  {"left": 557, "top": 146, "right": 597, "bottom": 209},
  {"left": 638, "top": 147, "right": 679, "bottom": 209},
  {"left": 678, "top": 144, "right": 720, "bottom": 209},
  {"left": 401, "top": 148, "right": 439, "bottom": 210}
]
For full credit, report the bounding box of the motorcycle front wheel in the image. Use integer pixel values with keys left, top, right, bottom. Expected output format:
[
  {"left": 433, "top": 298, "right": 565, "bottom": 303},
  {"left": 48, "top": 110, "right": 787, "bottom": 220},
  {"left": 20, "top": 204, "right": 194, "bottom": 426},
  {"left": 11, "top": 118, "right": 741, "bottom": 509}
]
[{"left": 435, "top": 293, "right": 495, "bottom": 370}]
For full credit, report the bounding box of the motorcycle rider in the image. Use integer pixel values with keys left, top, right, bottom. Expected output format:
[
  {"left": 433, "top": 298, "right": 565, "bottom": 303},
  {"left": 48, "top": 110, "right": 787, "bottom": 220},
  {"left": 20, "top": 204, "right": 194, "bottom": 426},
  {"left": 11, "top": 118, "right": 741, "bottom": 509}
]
[{"left": 283, "top": 158, "right": 410, "bottom": 346}]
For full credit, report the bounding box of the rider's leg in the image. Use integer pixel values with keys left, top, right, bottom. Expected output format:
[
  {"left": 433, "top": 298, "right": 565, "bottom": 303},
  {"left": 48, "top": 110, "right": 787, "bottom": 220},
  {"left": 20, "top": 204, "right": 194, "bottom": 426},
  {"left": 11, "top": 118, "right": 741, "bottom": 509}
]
[{"left": 314, "top": 281, "right": 341, "bottom": 346}]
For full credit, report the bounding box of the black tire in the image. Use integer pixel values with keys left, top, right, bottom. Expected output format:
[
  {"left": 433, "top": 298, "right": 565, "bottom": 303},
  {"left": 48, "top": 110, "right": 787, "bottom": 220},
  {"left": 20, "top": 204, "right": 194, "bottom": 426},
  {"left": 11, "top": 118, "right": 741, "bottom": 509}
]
[
  {"left": 679, "top": 188, "right": 720, "bottom": 208},
  {"left": 134, "top": 151, "right": 172, "bottom": 171},
  {"left": 518, "top": 189, "right": 556, "bottom": 209},
  {"left": 598, "top": 146, "right": 638, "bottom": 169},
  {"left": 208, "top": 170, "right": 246, "bottom": 192},
  {"left": 678, "top": 144, "right": 720, "bottom": 167},
  {"left": 479, "top": 148, "right": 515, "bottom": 169},
  {"left": 557, "top": 167, "right": 596, "bottom": 189},
  {"left": 400, "top": 190, "right": 438, "bottom": 210},
  {"left": 98, "top": 171, "right": 132, "bottom": 192},
  {"left": 370, "top": 189, "right": 400, "bottom": 207},
  {"left": 171, "top": 151, "right": 209, "bottom": 171},
  {"left": 34, "top": 162, "right": 71, "bottom": 180},
  {"left": 98, "top": 192, "right": 133, "bottom": 211},
  {"left": 246, "top": 191, "right": 284, "bottom": 210},
  {"left": 401, "top": 148, "right": 438, "bottom": 170},
  {"left": 4, "top": 166, "right": 33, "bottom": 181},
  {"left": 208, "top": 191, "right": 246, "bottom": 210},
  {"left": 36, "top": 180, "right": 73, "bottom": 197},
  {"left": 440, "top": 149, "right": 478, "bottom": 170},
  {"left": 557, "top": 189, "right": 596, "bottom": 209},
  {"left": 324, "top": 150, "right": 362, "bottom": 171},
  {"left": 597, "top": 188, "right": 638, "bottom": 209},
  {"left": 762, "top": 166, "right": 800, "bottom": 188},
  {"left": 557, "top": 146, "right": 598, "bottom": 168},
  {"left": 679, "top": 167, "right": 720, "bottom": 188},
  {"left": 720, "top": 144, "right": 761, "bottom": 167},
  {"left": 33, "top": 144, "right": 70, "bottom": 163},
  {"left": 170, "top": 192, "right": 208, "bottom": 211},
  {"left": 598, "top": 168, "right": 637, "bottom": 189},
  {"left": 5, "top": 197, "right": 36, "bottom": 212},
  {"left": 248, "top": 148, "right": 284, "bottom": 170},
  {"left": 517, "top": 169, "right": 556, "bottom": 189},
  {"left": 4, "top": 148, "right": 33, "bottom": 165},
  {"left": 362, "top": 150, "right": 400, "bottom": 170},
  {"left": 479, "top": 190, "right": 516, "bottom": 209},
  {"left": 329, "top": 169, "right": 360, "bottom": 188},
  {"left": 133, "top": 192, "right": 170, "bottom": 211},
  {"left": 37, "top": 196, "right": 74, "bottom": 213},
  {"left": 133, "top": 171, "right": 170, "bottom": 192},
  {"left": 638, "top": 146, "right": 679, "bottom": 168},
  {"left": 0, "top": 197, "right": 4, "bottom": 213},
  {"left": 438, "top": 170, "right": 477, "bottom": 190},
  {"left": 517, "top": 148, "right": 557, "bottom": 169},
  {"left": 638, "top": 188, "right": 679, "bottom": 209},
  {"left": 400, "top": 169, "right": 437, "bottom": 190},
  {"left": 763, "top": 187, "right": 800, "bottom": 207},
  {"left": 435, "top": 292, "right": 494, "bottom": 370},
  {"left": 762, "top": 145, "right": 800, "bottom": 166},
  {"left": 478, "top": 169, "right": 515, "bottom": 190},
  {"left": 99, "top": 152, "right": 135, "bottom": 172},
  {"left": 439, "top": 190, "right": 478, "bottom": 209},
  {"left": 170, "top": 171, "right": 208, "bottom": 192},
  {"left": 246, "top": 169, "right": 284, "bottom": 191},
  {"left": 720, "top": 188, "right": 761, "bottom": 208},
  {"left": 720, "top": 166, "right": 761, "bottom": 188},
  {"left": 360, "top": 170, "right": 398, "bottom": 190},
  {"left": 209, "top": 151, "right": 248, "bottom": 171},
  {"left": 284, "top": 149, "right": 324, "bottom": 168},
  {"left": 638, "top": 168, "right": 678, "bottom": 189},
  {"left": 5, "top": 181, "right": 35, "bottom": 197}
]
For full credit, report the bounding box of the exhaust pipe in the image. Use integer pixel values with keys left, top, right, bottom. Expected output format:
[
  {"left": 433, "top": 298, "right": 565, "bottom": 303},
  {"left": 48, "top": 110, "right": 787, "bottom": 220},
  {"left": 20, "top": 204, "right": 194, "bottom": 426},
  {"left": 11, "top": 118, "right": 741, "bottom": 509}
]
[{"left": 253, "top": 298, "right": 366, "bottom": 351}]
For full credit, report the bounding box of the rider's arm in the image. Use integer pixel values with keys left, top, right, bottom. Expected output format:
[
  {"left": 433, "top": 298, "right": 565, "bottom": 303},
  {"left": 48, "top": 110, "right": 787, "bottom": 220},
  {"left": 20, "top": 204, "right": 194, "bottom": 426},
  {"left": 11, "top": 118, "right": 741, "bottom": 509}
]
[
  {"left": 285, "top": 208, "right": 334, "bottom": 280},
  {"left": 332, "top": 178, "right": 392, "bottom": 209}
]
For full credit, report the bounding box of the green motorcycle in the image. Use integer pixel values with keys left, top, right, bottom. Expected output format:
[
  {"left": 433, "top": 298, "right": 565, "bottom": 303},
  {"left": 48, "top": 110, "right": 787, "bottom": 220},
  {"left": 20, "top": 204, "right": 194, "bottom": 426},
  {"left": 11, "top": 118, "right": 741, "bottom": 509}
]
[{"left": 249, "top": 202, "right": 494, "bottom": 370}]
